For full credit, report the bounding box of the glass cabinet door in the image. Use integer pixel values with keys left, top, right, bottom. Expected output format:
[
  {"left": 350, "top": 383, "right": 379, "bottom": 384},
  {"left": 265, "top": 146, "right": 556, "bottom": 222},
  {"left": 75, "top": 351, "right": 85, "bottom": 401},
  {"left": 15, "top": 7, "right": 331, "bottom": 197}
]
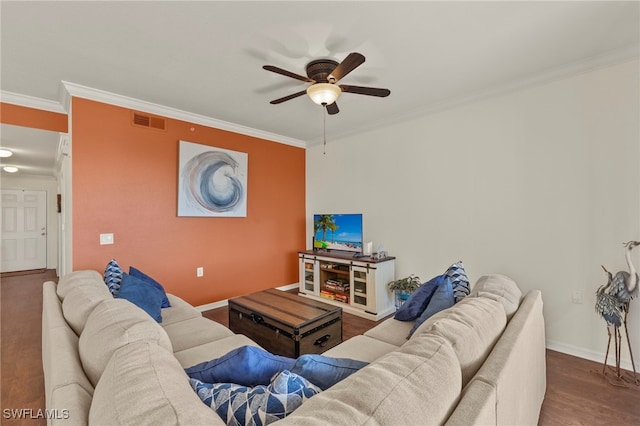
[
  {"left": 350, "top": 265, "right": 369, "bottom": 309},
  {"left": 300, "top": 258, "right": 317, "bottom": 295}
]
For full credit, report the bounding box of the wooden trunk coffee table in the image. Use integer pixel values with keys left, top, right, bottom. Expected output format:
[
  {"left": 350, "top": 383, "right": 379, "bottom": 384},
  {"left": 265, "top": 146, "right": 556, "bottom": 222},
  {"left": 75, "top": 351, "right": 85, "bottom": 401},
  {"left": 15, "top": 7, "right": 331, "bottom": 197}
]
[{"left": 228, "top": 289, "right": 342, "bottom": 358}]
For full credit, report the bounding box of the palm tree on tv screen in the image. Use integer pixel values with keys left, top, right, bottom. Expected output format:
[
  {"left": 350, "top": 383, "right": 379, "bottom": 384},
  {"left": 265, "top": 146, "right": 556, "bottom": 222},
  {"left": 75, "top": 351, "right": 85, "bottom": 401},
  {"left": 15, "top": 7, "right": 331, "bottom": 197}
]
[
  {"left": 315, "top": 215, "right": 337, "bottom": 242},
  {"left": 330, "top": 222, "right": 338, "bottom": 243}
]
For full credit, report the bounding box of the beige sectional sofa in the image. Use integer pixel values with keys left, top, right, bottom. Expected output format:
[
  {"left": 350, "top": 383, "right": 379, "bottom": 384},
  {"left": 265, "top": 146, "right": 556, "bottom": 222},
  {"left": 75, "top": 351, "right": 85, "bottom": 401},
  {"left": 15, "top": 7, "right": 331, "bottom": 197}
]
[{"left": 43, "top": 270, "right": 546, "bottom": 425}]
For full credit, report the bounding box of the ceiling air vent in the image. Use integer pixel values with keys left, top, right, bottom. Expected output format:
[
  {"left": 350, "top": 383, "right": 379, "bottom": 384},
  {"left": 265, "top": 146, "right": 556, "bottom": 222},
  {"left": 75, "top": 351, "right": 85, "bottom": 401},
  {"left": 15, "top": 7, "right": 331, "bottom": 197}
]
[{"left": 132, "top": 111, "right": 167, "bottom": 131}]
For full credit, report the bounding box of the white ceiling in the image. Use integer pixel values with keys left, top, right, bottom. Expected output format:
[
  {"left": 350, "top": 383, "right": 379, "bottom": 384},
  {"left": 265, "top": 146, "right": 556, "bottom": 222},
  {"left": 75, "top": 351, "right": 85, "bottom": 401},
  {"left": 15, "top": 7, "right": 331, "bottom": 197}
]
[
  {"left": 0, "top": 124, "right": 60, "bottom": 177},
  {"left": 1, "top": 1, "right": 639, "bottom": 177}
]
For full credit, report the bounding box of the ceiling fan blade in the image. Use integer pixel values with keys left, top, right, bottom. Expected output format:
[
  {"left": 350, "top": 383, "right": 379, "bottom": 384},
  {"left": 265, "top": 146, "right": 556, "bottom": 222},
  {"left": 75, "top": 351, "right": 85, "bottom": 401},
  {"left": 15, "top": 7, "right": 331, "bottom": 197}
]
[
  {"left": 269, "top": 90, "right": 307, "bottom": 104},
  {"left": 329, "top": 52, "right": 365, "bottom": 82},
  {"left": 339, "top": 85, "right": 390, "bottom": 97},
  {"left": 263, "top": 65, "right": 314, "bottom": 83},
  {"left": 326, "top": 102, "right": 339, "bottom": 115}
]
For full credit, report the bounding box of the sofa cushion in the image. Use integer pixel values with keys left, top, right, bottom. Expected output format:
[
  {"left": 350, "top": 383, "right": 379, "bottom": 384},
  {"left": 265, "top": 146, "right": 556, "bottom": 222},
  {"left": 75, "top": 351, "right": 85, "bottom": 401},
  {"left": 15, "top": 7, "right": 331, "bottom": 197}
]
[
  {"left": 290, "top": 354, "right": 368, "bottom": 390},
  {"left": 408, "top": 277, "right": 455, "bottom": 337},
  {"left": 174, "top": 334, "right": 261, "bottom": 369},
  {"left": 116, "top": 273, "right": 164, "bottom": 323},
  {"left": 444, "top": 261, "right": 470, "bottom": 303},
  {"left": 469, "top": 274, "right": 522, "bottom": 320},
  {"left": 79, "top": 298, "right": 173, "bottom": 387},
  {"left": 363, "top": 317, "right": 415, "bottom": 347},
  {"left": 190, "top": 370, "right": 321, "bottom": 426},
  {"left": 89, "top": 341, "right": 222, "bottom": 425},
  {"left": 160, "top": 294, "right": 202, "bottom": 326},
  {"left": 103, "top": 259, "right": 124, "bottom": 296},
  {"left": 279, "top": 334, "right": 462, "bottom": 425},
  {"left": 185, "top": 345, "right": 294, "bottom": 386},
  {"left": 412, "top": 296, "right": 506, "bottom": 386},
  {"left": 393, "top": 274, "right": 443, "bottom": 321},
  {"left": 322, "top": 335, "right": 398, "bottom": 363},
  {"left": 129, "top": 266, "right": 171, "bottom": 308},
  {"left": 61, "top": 283, "right": 113, "bottom": 335},
  {"left": 162, "top": 316, "right": 235, "bottom": 352},
  {"left": 56, "top": 270, "right": 109, "bottom": 301}
]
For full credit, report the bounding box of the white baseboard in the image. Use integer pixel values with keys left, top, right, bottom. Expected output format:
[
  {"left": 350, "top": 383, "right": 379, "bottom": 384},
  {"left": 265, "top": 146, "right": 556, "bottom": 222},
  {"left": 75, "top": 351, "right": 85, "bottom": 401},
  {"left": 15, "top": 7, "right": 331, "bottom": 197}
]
[
  {"left": 196, "top": 283, "right": 299, "bottom": 312},
  {"left": 196, "top": 299, "right": 228, "bottom": 312},
  {"left": 546, "top": 339, "right": 638, "bottom": 372},
  {"left": 276, "top": 283, "right": 299, "bottom": 291}
]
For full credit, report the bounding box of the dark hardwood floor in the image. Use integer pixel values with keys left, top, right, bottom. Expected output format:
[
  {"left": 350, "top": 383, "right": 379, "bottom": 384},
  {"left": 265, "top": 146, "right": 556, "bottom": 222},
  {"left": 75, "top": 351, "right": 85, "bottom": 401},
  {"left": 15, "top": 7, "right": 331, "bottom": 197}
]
[{"left": 2, "top": 270, "right": 639, "bottom": 425}]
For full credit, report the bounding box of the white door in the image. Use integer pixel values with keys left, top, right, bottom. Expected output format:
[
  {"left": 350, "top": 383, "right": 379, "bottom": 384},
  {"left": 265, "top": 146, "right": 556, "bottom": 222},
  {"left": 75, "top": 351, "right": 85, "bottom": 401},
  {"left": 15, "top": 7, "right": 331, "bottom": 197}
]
[{"left": 1, "top": 189, "right": 47, "bottom": 272}]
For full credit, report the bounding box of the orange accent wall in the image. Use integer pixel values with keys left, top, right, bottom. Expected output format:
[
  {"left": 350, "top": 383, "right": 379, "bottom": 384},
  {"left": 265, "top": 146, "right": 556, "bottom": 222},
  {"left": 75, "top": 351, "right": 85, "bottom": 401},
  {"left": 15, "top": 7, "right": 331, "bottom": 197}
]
[
  {"left": 71, "top": 98, "right": 306, "bottom": 306},
  {"left": 0, "top": 103, "right": 68, "bottom": 132}
]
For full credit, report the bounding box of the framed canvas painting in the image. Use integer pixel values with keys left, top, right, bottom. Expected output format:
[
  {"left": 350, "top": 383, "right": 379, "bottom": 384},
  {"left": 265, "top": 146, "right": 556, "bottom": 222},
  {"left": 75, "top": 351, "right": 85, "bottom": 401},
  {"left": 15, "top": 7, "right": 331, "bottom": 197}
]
[{"left": 178, "top": 140, "right": 248, "bottom": 217}]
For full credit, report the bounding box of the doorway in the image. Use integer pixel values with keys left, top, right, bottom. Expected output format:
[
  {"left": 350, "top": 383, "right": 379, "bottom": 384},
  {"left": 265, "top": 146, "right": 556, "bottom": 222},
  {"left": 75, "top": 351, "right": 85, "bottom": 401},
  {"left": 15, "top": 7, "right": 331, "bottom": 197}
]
[{"left": 1, "top": 189, "right": 47, "bottom": 273}]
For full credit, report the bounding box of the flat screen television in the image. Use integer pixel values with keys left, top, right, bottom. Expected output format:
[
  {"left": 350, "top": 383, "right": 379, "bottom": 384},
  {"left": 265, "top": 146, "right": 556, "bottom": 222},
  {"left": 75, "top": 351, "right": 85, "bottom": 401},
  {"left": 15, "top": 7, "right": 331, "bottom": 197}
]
[{"left": 313, "top": 214, "right": 363, "bottom": 253}]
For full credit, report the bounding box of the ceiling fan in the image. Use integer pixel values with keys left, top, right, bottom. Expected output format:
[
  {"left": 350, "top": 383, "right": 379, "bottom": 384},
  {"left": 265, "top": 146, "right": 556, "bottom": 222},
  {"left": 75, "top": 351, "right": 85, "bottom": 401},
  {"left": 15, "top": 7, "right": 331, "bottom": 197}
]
[{"left": 263, "top": 52, "right": 390, "bottom": 115}]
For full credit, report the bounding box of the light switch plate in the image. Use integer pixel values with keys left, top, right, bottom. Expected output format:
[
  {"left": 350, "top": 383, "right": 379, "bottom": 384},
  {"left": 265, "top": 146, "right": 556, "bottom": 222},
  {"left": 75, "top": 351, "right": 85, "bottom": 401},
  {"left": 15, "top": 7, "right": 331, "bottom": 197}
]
[{"left": 100, "top": 233, "right": 114, "bottom": 245}]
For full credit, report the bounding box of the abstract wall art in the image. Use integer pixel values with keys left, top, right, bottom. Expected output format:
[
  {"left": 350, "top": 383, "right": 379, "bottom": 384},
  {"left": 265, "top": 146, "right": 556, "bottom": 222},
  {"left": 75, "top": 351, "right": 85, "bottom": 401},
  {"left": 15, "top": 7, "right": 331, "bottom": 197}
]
[{"left": 178, "top": 140, "right": 248, "bottom": 217}]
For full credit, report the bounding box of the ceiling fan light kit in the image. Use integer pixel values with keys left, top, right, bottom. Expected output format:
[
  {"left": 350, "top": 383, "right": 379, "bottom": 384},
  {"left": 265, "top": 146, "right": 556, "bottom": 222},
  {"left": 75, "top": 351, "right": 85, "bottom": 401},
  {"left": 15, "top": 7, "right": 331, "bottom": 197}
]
[{"left": 306, "top": 83, "right": 341, "bottom": 106}]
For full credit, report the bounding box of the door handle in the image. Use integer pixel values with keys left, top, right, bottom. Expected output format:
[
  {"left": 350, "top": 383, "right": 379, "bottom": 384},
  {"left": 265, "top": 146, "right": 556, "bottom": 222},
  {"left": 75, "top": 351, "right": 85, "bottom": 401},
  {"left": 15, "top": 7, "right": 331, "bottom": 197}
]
[{"left": 41, "top": 233, "right": 46, "bottom": 236}]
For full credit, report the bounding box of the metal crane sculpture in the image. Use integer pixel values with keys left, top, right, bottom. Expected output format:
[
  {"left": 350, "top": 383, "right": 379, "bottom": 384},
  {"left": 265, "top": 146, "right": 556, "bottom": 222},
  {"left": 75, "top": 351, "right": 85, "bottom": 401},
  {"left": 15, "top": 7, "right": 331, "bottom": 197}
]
[{"left": 596, "top": 241, "right": 640, "bottom": 386}]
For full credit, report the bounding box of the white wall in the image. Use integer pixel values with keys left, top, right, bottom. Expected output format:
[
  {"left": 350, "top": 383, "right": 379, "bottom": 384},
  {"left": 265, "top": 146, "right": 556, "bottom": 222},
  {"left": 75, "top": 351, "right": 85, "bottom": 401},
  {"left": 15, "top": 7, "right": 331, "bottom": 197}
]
[
  {"left": 307, "top": 60, "right": 640, "bottom": 368},
  {"left": 1, "top": 174, "right": 59, "bottom": 270}
]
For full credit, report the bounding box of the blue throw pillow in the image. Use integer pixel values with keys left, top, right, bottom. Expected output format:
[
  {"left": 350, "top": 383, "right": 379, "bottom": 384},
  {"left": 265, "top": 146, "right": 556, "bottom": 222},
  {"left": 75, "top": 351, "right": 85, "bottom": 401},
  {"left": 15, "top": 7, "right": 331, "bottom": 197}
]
[
  {"left": 116, "top": 273, "right": 164, "bottom": 322},
  {"left": 190, "top": 370, "right": 321, "bottom": 425},
  {"left": 444, "top": 261, "right": 470, "bottom": 303},
  {"left": 103, "top": 259, "right": 124, "bottom": 296},
  {"left": 394, "top": 274, "right": 444, "bottom": 321},
  {"left": 185, "top": 346, "right": 295, "bottom": 387},
  {"left": 129, "top": 266, "right": 171, "bottom": 308},
  {"left": 408, "top": 277, "right": 455, "bottom": 337},
  {"left": 290, "top": 355, "right": 368, "bottom": 390}
]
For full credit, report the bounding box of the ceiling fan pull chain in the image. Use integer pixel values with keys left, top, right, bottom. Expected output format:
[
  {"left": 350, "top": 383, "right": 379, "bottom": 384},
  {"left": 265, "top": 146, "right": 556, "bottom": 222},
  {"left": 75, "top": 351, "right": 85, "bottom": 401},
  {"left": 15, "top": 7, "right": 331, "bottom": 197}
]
[{"left": 323, "top": 105, "right": 327, "bottom": 155}]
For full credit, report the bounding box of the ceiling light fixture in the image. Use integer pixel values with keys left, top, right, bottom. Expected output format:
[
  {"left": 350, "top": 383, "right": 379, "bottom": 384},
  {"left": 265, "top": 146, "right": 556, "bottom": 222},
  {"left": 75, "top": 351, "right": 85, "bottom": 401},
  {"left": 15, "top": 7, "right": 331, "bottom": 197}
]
[
  {"left": 306, "top": 83, "right": 341, "bottom": 106},
  {"left": 3, "top": 166, "right": 18, "bottom": 173},
  {"left": 0, "top": 149, "right": 13, "bottom": 158}
]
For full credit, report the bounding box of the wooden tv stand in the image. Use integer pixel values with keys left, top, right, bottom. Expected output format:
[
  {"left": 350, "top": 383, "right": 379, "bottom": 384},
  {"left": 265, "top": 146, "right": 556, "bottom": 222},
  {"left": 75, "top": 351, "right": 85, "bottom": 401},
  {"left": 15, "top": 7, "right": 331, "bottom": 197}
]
[{"left": 298, "top": 250, "right": 396, "bottom": 321}]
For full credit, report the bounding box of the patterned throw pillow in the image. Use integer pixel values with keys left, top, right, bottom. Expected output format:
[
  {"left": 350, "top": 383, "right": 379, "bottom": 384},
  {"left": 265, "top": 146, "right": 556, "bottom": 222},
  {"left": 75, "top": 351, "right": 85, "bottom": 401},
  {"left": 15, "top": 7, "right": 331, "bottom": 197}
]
[
  {"left": 104, "top": 259, "right": 124, "bottom": 296},
  {"left": 444, "top": 261, "right": 470, "bottom": 303},
  {"left": 190, "top": 370, "right": 321, "bottom": 426}
]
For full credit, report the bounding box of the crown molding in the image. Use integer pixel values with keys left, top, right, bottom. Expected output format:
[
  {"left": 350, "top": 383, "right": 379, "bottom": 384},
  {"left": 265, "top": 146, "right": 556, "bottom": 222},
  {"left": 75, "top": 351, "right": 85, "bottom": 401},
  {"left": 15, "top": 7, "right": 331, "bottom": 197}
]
[
  {"left": 323, "top": 44, "right": 640, "bottom": 146},
  {"left": 60, "top": 81, "right": 307, "bottom": 149},
  {"left": 0, "top": 90, "right": 66, "bottom": 114}
]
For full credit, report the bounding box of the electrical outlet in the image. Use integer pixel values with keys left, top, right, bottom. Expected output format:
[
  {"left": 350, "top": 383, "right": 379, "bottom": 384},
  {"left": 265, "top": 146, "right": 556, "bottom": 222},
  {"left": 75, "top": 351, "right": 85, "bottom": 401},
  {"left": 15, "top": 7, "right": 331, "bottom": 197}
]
[
  {"left": 196, "top": 267, "right": 204, "bottom": 277},
  {"left": 571, "top": 290, "right": 583, "bottom": 304}
]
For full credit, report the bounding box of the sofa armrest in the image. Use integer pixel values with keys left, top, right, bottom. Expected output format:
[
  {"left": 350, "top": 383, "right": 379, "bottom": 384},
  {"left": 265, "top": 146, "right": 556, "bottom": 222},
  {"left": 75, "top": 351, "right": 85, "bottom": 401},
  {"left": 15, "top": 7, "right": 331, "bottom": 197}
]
[
  {"left": 471, "top": 290, "right": 546, "bottom": 425},
  {"left": 444, "top": 378, "right": 497, "bottom": 426}
]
